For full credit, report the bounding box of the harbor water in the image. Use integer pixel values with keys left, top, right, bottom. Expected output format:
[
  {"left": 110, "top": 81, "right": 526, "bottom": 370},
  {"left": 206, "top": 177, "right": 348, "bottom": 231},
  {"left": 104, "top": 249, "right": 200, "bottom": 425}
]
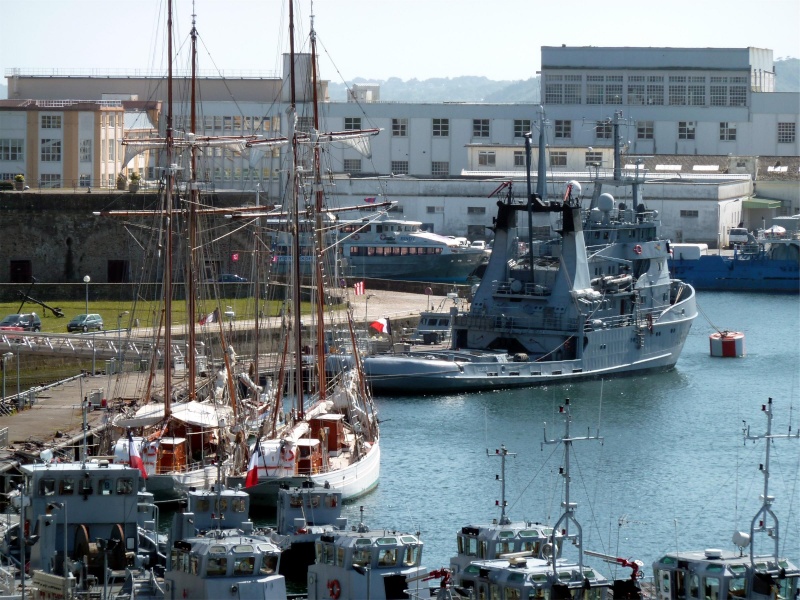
[{"left": 334, "top": 291, "right": 799, "bottom": 579}]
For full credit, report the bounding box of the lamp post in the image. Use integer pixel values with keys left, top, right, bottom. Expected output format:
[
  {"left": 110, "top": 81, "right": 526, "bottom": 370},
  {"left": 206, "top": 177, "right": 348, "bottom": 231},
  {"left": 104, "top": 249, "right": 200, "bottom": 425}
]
[
  {"left": 117, "top": 311, "right": 129, "bottom": 372},
  {"left": 365, "top": 294, "right": 376, "bottom": 328},
  {"left": 16, "top": 344, "right": 20, "bottom": 399},
  {"left": 83, "top": 275, "right": 90, "bottom": 314},
  {"left": 1, "top": 352, "right": 12, "bottom": 401}
]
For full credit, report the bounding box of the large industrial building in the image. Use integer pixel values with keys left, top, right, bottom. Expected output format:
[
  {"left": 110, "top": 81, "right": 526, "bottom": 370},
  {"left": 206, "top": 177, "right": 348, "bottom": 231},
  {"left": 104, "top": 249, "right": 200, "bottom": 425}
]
[{"left": 1, "top": 46, "right": 798, "bottom": 276}]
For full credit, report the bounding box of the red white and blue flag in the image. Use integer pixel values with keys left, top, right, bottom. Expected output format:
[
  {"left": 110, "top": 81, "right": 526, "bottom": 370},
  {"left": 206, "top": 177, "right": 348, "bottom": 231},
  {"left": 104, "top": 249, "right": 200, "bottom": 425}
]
[
  {"left": 128, "top": 431, "right": 148, "bottom": 480},
  {"left": 364, "top": 197, "right": 376, "bottom": 204},
  {"left": 354, "top": 281, "right": 365, "bottom": 296},
  {"left": 245, "top": 443, "right": 263, "bottom": 488},
  {"left": 198, "top": 308, "right": 220, "bottom": 325},
  {"left": 369, "top": 317, "right": 392, "bottom": 335}
]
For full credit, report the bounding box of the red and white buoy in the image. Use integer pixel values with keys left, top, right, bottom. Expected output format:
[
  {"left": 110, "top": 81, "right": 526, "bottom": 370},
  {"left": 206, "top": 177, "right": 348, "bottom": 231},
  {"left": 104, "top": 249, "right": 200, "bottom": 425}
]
[{"left": 709, "top": 330, "right": 745, "bottom": 357}]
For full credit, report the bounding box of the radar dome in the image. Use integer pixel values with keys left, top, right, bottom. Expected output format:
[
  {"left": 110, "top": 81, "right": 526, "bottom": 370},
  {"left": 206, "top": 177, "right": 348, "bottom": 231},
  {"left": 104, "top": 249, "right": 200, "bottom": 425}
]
[
  {"left": 598, "top": 193, "right": 615, "bottom": 213},
  {"left": 567, "top": 180, "right": 582, "bottom": 197}
]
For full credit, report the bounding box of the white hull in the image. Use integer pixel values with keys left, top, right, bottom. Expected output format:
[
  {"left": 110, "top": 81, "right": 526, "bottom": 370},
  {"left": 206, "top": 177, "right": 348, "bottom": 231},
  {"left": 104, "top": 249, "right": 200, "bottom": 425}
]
[{"left": 228, "top": 440, "right": 381, "bottom": 509}]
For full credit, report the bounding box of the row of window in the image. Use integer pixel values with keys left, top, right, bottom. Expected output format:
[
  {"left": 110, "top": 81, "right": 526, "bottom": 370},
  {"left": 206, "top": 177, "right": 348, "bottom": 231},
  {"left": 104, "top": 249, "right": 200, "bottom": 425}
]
[
  {"left": 39, "top": 476, "right": 136, "bottom": 496},
  {"left": 349, "top": 246, "right": 445, "bottom": 256},
  {"left": 550, "top": 120, "right": 797, "bottom": 144},
  {"left": 545, "top": 73, "right": 750, "bottom": 107}
]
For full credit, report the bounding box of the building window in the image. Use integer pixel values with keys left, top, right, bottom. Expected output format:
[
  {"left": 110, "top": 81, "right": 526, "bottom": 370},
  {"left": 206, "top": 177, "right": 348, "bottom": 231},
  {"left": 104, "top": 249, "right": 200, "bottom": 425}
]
[
  {"left": 79, "top": 139, "right": 92, "bottom": 162},
  {"left": 514, "top": 119, "right": 531, "bottom": 138},
  {"left": 637, "top": 121, "right": 654, "bottom": 140},
  {"left": 473, "top": 119, "right": 490, "bottom": 138},
  {"left": 778, "top": 122, "right": 796, "bottom": 143},
  {"left": 392, "top": 118, "right": 407, "bottom": 137},
  {"left": 688, "top": 85, "right": 706, "bottom": 106},
  {"left": 710, "top": 86, "right": 727, "bottom": 106},
  {"left": 646, "top": 76, "right": 664, "bottom": 104},
  {"left": 563, "top": 80, "right": 581, "bottom": 104},
  {"left": 388, "top": 204, "right": 404, "bottom": 213},
  {"left": 345, "top": 117, "right": 361, "bottom": 130},
  {"left": 554, "top": 120, "right": 571, "bottom": 139},
  {"left": 514, "top": 151, "right": 525, "bottom": 167},
  {"left": 544, "top": 75, "right": 563, "bottom": 104},
  {"left": 431, "top": 161, "right": 449, "bottom": 176},
  {"left": 719, "top": 122, "right": 737, "bottom": 141},
  {"left": 595, "top": 121, "right": 612, "bottom": 140},
  {"left": 478, "top": 151, "right": 496, "bottom": 166},
  {"left": 678, "top": 122, "right": 696, "bottom": 140},
  {"left": 669, "top": 85, "right": 687, "bottom": 106},
  {"left": 343, "top": 159, "right": 361, "bottom": 173},
  {"left": 627, "top": 84, "right": 645, "bottom": 105},
  {"left": 41, "top": 115, "right": 62, "bottom": 129},
  {"left": 40, "top": 139, "right": 62, "bottom": 162},
  {"left": 426, "top": 206, "right": 444, "bottom": 214},
  {"left": 680, "top": 210, "right": 699, "bottom": 218},
  {"left": 729, "top": 86, "right": 747, "bottom": 106},
  {"left": 585, "top": 151, "right": 603, "bottom": 167},
  {"left": 390, "top": 160, "right": 409, "bottom": 175},
  {"left": 606, "top": 84, "right": 623, "bottom": 104},
  {"left": 40, "top": 173, "right": 61, "bottom": 188},
  {"left": 549, "top": 151, "right": 567, "bottom": 167},
  {"left": 432, "top": 119, "right": 449, "bottom": 137},
  {"left": 467, "top": 206, "right": 486, "bottom": 215},
  {"left": 108, "top": 140, "right": 115, "bottom": 161},
  {"left": 587, "top": 83, "right": 604, "bottom": 105},
  {"left": 79, "top": 174, "right": 91, "bottom": 187},
  {"left": 0, "top": 139, "right": 24, "bottom": 161}
]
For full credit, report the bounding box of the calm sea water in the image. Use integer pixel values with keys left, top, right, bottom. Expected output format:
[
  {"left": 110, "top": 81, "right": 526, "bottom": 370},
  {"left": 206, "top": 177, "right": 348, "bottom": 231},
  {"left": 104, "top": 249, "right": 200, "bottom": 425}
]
[{"left": 337, "top": 291, "right": 800, "bottom": 580}]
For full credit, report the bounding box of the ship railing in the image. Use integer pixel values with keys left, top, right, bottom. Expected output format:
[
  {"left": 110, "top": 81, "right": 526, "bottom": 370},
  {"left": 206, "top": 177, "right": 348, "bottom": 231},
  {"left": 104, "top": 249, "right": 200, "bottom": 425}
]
[{"left": 453, "top": 313, "right": 578, "bottom": 333}]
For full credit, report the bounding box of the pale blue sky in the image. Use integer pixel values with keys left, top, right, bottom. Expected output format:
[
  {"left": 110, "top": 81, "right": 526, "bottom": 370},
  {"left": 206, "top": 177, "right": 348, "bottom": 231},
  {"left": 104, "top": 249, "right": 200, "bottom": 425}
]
[{"left": 2, "top": 0, "right": 799, "bottom": 83}]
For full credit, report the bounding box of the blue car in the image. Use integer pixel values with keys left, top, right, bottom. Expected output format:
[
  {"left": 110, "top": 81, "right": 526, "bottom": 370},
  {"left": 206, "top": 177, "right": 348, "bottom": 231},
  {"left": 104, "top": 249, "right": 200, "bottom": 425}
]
[{"left": 218, "top": 274, "right": 247, "bottom": 283}]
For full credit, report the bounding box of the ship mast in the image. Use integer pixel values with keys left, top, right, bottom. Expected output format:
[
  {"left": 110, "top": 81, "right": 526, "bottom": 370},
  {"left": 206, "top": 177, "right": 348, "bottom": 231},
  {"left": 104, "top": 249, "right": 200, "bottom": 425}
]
[
  {"left": 163, "top": 0, "right": 175, "bottom": 418},
  {"left": 310, "top": 5, "right": 328, "bottom": 401},
  {"left": 288, "top": 0, "right": 305, "bottom": 416},
  {"left": 187, "top": 4, "right": 198, "bottom": 400},
  {"left": 542, "top": 399, "right": 603, "bottom": 574}
]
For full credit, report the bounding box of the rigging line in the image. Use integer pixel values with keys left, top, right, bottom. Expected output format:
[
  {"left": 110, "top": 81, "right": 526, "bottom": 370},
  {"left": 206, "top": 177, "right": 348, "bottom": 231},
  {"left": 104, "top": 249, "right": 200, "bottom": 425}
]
[
  {"left": 571, "top": 440, "right": 609, "bottom": 556},
  {"left": 695, "top": 299, "right": 725, "bottom": 334},
  {"left": 193, "top": 218, "right": 259, "bottom": 250}
]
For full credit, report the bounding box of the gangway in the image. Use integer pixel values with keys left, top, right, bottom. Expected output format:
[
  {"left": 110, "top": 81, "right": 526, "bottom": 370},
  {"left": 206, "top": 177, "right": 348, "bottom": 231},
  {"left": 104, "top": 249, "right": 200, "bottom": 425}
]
[{"left": 0, "top": 331, "right": 188, "bottom": 363}]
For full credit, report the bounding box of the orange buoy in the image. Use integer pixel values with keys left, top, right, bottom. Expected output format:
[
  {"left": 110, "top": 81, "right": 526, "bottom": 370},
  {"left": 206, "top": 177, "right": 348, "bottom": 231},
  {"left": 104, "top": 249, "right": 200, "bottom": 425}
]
[{"left": 709, "top": 330, "right": 745, "bottom": 357}]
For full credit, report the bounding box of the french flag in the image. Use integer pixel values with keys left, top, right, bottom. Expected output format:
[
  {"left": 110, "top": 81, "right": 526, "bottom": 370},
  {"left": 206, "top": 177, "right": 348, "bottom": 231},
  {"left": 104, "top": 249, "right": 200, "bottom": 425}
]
[
  {"left": 245, "top": 443, "right": 263, "bottom": 488},
  {"left": 128, "top": 431, "right": 148, "bottom": 480},
  {"left": 369, "top": 317, "right": 392, "bottom": 335}
]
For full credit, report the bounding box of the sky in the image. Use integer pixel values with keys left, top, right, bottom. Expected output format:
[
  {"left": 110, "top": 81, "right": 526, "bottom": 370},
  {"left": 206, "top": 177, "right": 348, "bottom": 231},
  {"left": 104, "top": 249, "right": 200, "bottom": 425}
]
[{"left": 2, "top": 0, "right": 799, "bottom": 84}]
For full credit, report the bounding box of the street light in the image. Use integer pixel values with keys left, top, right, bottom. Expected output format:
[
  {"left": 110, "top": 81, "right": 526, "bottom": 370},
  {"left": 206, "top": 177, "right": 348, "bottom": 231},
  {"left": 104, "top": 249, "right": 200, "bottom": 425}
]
[
  {"left": 117, "top": 311, "right": 129, "bottom": 372},
  {"left": 83, "top": 275, "right": 90, "bottom": 314},
  {"left": 365, "top": 294, "right": 376, "bottom": 328}
]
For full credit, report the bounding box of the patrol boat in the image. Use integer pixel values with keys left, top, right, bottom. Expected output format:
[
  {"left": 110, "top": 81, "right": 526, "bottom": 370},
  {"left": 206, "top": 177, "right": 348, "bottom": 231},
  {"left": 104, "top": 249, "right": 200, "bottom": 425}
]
[
  {"left": 652, "top": 398, "right": 800, "bottom": 600},
  {"left": 361, "top": 112, "right": 697, "bottom": 394}
]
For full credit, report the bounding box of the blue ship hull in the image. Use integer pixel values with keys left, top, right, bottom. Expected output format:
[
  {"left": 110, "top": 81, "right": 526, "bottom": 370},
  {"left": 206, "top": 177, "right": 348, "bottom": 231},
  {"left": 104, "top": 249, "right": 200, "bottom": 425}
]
[{"left": 669, "top": 255, "right": 800, "bottom": 293}]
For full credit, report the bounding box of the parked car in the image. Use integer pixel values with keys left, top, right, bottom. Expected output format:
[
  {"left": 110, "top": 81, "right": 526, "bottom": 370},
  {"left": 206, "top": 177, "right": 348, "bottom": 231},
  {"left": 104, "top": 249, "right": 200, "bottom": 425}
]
[
  {"left": 470, "top": 240, "right": 487, "bottom": 250},
  {"left": 0, "top": 313, "right": 42, "bottom": 332},
  {"left": 218, "top": 274, "right": 247, "bottom": 283},
  {"left": 67, "top": 313, "right": 104, "bottom": 332}
]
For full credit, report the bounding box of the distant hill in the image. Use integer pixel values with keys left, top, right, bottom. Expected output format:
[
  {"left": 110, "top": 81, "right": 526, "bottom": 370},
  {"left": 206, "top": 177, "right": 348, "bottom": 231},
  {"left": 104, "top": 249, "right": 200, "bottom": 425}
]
[
  {"left": 1, "top": 58, "right": 795, "bottom": 101},
  {"left": 775, "top": 58, "right": 799, "bottom": 92},
  {"left": 327, "top": 76, "right": 541, "bottom": 103}
]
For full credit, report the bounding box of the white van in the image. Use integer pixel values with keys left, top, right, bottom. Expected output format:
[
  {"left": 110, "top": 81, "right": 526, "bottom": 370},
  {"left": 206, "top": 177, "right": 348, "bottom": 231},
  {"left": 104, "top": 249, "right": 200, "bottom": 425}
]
[{"left": 728, "top": 227, "right": 749, "bottom": 247}]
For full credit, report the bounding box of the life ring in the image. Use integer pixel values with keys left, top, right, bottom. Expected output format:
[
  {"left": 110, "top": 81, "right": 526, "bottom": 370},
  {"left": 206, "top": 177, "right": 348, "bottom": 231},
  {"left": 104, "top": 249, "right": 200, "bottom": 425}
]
[
  {"left": 328, "top": 579, "right": 341, "bottom": 599},
  {"left": 281, "top": 447, "right": 295, "bottom": 462},
  {"left": 353, "top": 233, "right": 360, "bottom": 240},
  {"left": 633, "top": 244, "right": 643, "bottom": 255}
]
